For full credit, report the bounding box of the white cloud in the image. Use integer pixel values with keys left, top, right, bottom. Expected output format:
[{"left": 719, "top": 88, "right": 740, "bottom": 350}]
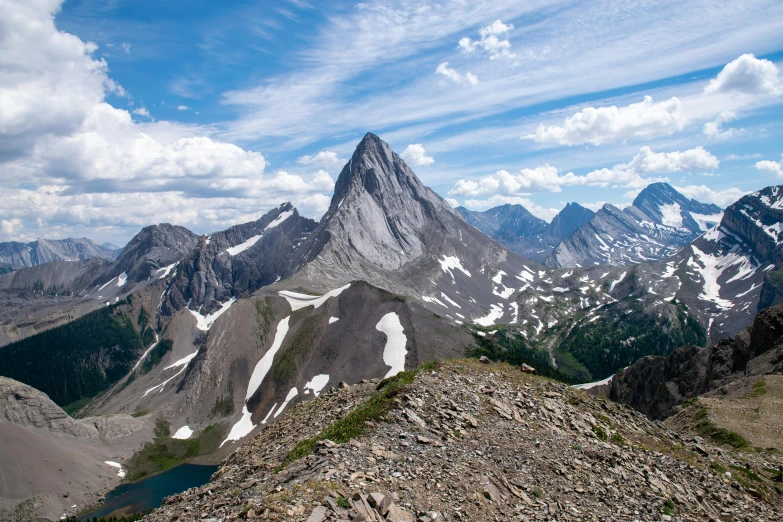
[
  {"left": 448, "top": 146, "right": 716, "bottom": 197},
  {"left": 527, "top": 96, "right": 687, "bottom": 146},
  {"left": 177, "top": 105, "right": 190, "bottom": 111},
  {"left": 724, "top": 153, "right": 761, "bottom": 161},
  {"left": 400, "top": 144, "right": 434, "bottom": 166},
  {"left": 673, "top": 185, "right": 746, "bottom": 207},
  {"left": 297, "top": 150, "right": 345, "bottom": 169},
  {"left": 703, "top": 111, "right": 738, "bottom": 139},
  {"left": 458, "top": 20, "right": 516, "bottom": 60},
  {"left": 121, "top": 42, "right": 131, "bottom": 55},
  {"left": 625, "top": 146, "right": 719, "bottom": 174},
  {"left": 705, "top": 54, "right": 781, "bottom": 96},
  {"left": 0, "top": 0, "right": 335, "bottom": 243},
  {"left": 435, "top": 62, "right": 478, "bottom": 86},
  {"left": 1, "top": 218, "right": 22, "bottom": 235},
  {"left": 445, "top": 198, "right": 459, "bottom": 208},
  {"left": 756, "top": 155, "right": 783, "bottom": 177},
  {"left": 132, "top": 107, "right": 151, "bottom": 118}
]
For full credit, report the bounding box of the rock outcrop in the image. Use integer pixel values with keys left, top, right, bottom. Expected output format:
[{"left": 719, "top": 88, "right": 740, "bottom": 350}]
[
  {"left": 610, "top": 303, "right": 783, "bottom": 419},
  {"left": 143, "top": 360, "right": 783, "bottom": 522}
]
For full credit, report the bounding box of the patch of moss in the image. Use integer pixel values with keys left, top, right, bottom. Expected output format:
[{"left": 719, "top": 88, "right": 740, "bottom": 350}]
[
  {"left": 750, "top": 380, "right": 767, "bottom": 398},
  {"left": 278, "top": 365, "right": 429, "bottom": 471},
  {"left": 131, "top": 408, "right": 149, "bottom": 418},
  {"left": 593, "top": 425, "right": 608, "bottom": 441},
  {"left": 211, "top": 380, "right": 235, "bottom": 417}
]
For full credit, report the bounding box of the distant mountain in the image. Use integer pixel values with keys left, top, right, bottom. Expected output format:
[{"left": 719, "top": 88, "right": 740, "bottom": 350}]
[
  {"left": 546, "top": 182, "right": 724, "bottom": 267},
  {"left": 0, "top": 237, "right": 117, "bottom": 270},
  {"left": 456, "top": 202, "right": 594, "bottom": 262}
]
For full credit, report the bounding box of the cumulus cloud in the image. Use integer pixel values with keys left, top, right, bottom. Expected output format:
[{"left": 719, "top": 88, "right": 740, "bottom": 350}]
[
  {"left": 400, "top": 144, "right": 434, "bottom": 166},
  {"left": 445, "top": 198, "right": 459, "bottom": 208},
  {"left": 756, "top": 155, "right": 783, "bottom": 177},
  {"left": 458, "top": 20, "right": 516, "bottom": 60},
  {"left": 448, "top": 146, "right": 717, "bottom": 198},
  {"left": 297, "top": 150, "right": 345, "bottom": 169},
  {"left": 177, "top": 105, "right": 190, "bottom": 111},
  {"left": 703, "top": 111, "right": 737, "bottom": 139},
  {"left": 435, "top": 62, "right": 478, "bottom": 86},
  {"left": 0, "top": 0, "right": 335, "bottom": 243},
  {"left": 673, "top": 185, "right": 746, "bottom": 207},
  {"left": 705, "top": 54, "right": 781, "bottom": 96},
  {"left": 132, "top": 107, "right": 151, "bottom": 118},
  {"left": 527, "top": 96, "right": 687, "bottom": 146}
]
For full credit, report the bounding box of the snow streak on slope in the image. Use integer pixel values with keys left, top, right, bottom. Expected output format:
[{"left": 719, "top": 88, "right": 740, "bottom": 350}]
[
  {"left": 475, "top": 304, "right": 504, "bottom": 326},
  {"left": 226, "top": 235, "right": 264, "bottom": 256},
  {"left": 279, "top": 284, "right": 351, "bottom": 312},
  {"left": 265, "top": 209, "right": 294, "bottom": 231},
  {"left": 246, "top": 316, "right": 291, "bottom": 400},
  {"left": 375, "top": 312, "right": 407, "bottom": 378},
  {"left": 439, "top": 256, "right": 471, "bottom": 281},
  {"left": 189, "top": 297, "right": 236, "bottom": 331},
  {"left": 222, "top": 405, "right": 256, "bottom": 447},
  {"left": 690, "top": 246, "right": 736, "bottom": 310},
  {"left": 274, "top": 387, "right": 299, "bottom": 418}
]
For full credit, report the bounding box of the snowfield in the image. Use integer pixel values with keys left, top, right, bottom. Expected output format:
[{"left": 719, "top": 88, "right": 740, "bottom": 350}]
[
  {"left": 280, "top": 284, "right": 351, "bottom": 311},
  {"left": 246, "top": 316, "right": 291, "bottom": 400},
  {"left": 172, "top": 426, "right": 193, "bottom": 439},
  {"left": 304, "top": 374, "right": 330, "bottom": 396},
  {"left": 190, "top": 297, "right": 237, "bottom": 331},
  {"left": 221, "top": 405, "right": 256, "bottom": 447},
  {"left": 375, "top": 312, "right": 407, "bottom": 378}
]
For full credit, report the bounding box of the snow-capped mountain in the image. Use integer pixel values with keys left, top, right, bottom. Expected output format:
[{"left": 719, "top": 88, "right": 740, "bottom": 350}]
[
  {"left": 457, "top": 202, "right": 594, "bottom": 262},
  {"left": 0, "top": 237, "right": 118, "bottom": 270},
  {"left": 546, "top": 183, "right": 723, "bottom": 267}
]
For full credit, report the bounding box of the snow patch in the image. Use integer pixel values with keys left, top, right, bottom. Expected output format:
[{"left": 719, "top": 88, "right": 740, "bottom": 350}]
[
  {"left": 265, "top": 209, "right": 294, "bottom": 231},
  {"left": 226, "top": 234, "right": 263, "bottom": 256},
  {"left": 104, "top": 461, "right": 126, "bottom": 478},
  {"left": 573, "top": 374, "right": 614, "bottom": 390},
  {"left": 328, "top": 316, "right": 339, "bottom": 324},
  {"left": 156, "top": 262, "right": 178, "bottom": 279},
  {"left": 172, "top": 426, "right": 193, "bottom": 440},
  {"left": 375, "top": 312, "right": 408, "bottom": 379},
  {"left": 439, "top": 256, "right": 471, "bottom": 281},
  {"left": 164, "top": 351, "right": 198, "bottom": 370},
  {"left": 189, "top": 297, "right": 236, "bottom": 331},
  {"left": 116, "top": 272, "right": 127, "bottom": 287},
  {"left": 304, "top": 374, "right": 330, "bottom": 397},
  {"left": 274, "top": 387, "right": 299, "bottom": 418},
  {"left": 280, "top": 284, "right": 351, "bottom": 312},
  {"left": 221, "top": 405, "right": 256, "bottom": 447},
  {"left": 475, "top": 304, "right": 504, "bottom": 327}
]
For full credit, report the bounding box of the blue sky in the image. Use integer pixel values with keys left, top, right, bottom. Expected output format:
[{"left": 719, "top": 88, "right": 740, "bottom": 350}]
[{"left": 1, "top": 0, "right": 783, "bottom": 244}]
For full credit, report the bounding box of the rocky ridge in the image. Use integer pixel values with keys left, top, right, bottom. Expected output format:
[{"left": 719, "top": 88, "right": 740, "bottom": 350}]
[
  {"left": 143, "top": 360, "right": 783, "bottom": 522},
  {"left": 0, "top": 238, "right": 118, "bottom": 271},
  {"left": 546, "top": 183, "right": 723, "bottom": 268}
]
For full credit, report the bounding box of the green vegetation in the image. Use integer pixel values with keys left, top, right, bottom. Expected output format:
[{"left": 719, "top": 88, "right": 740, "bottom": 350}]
[
  {"left": 558, "top": 303, "right": 705, "bottom": 380},
  {"left": 337, "top": 497, "right": 351, "bottom": 509},
  {"left": 138, "top": 339, "right": 173, "bottom": 375},
  {"left": 211, "top": 381, "right": 236, "bottom": 417},
  {"left": 65, "top": 512, "right": 150, "bottom": 522},
  {"left": 610, "top": 432, "right": 626, "bottom": 446},
  {"left": 131, "top": 408, "right": 149, "bottom": 418},
  {"left": 693, "top": 408, "right": 748, "bottom": 449},
  {"left": 767, "top": 267, "right": 783, "bottom": 292},
  {"left": 750, "top": 380, "right": 767, "bottom": 398},
  {"left": 30, "top": 279, "right": 72, "bottom": 296},
  {"left": 663, "top": 499, "right": 676, "bottom": 516},
  {"left": 278, "top": 364, "right": 434, "bottom": 470},
  {"left": 532, "top": 487, "right": 544, "bottom": 498},
  {"left": 125, "top": 422, "right": 227, "bottom": 482},
  {"left": 730, "top": 464, "right": 762, "bottom": 482},
  {"left": 593, "top": 425, "right": 608, "bottom": 441},
  {"left": 272, "top": 314, "right": 317, "bottom": 387},
  {"left": 0, "top": 303, "right": 143, "bottom": 406},
  {"left": 62, "top": 396, "right": 94, "bottom": 417},
  {"left": 468, "top": 328, "right": 576, "bottom": 384},
  {"left": 254, "top": 297, "right": 276, "bottom": 347}
]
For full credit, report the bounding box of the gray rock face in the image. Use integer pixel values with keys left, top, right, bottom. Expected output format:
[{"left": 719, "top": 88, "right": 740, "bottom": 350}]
[
  {"left": 161, "top": 204, "right": 317, "bottom": 316},
  {"left": 0, "top": 376, "right": 98, "bottom": 437},
  {"left": 94, "top": 223, "right": 200, "bottom": 287},
  {"left": 0, "top": 258, "right": 107, "bottom": 293},
  {"left": 0, "top": 237, "right": 117, "bottom": 270},
  {"left": 456, "top": 203, "right": 594, "bottom": 262},
  {"left": 610, "top": 302, "right": 783, "bottom": 419},
  {"left": 546, "top": 183, "right": 723, "bottom": 267}
]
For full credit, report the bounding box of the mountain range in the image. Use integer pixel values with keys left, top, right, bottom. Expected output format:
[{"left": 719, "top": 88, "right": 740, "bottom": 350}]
[
  {"left": 0, "top": 238, "right": 120, "bottom": 272},
  {"left": 0, "top": 133, "right": 781, "bottom": 521}
]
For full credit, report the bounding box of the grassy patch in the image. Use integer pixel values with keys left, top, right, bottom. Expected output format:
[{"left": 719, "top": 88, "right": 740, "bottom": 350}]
[
  {"left": 124, "top": 422, "right": 227, "bottom": 482},
  {"left": 272, "top": 314, "right": 317, "bottom": 387},
  {"left": 593, "top": 425, "right": 608, "bottom": 441},
  {"left": 730, "top": 464, "right": 762, "bottom": 482},
  {"left": 610, "top": 432, "right": 626, "bottom": 446},
  {"left": 211, "top": 381, "right": 235, "bottom": 417},
  {"left": 131, "top": 408, "right": 150, "bottom": 418},
  {"left": 62, "top": 396, "right": 94, "bottom": 418},
  {"left": 693, "top": 408, "right": 748, "bottom": 449},
  {"left": 277, "top": 365, "right": 431, "bottom": 471},
  {"left": 750, "top": 380, "right": 767, "bottom": 398}
]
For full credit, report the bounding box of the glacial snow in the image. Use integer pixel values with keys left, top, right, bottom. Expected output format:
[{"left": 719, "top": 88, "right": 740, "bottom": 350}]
[
  {"left": 279, "top": 284, "right": 351, "bottom": 312},
  {"left": 690, "top": 246, "right": 735, "bottom": 309},
  {"left": 375, "top": 312, "right": 407, "bottom": 378},
  {"left": 246, "top": 316, "right": 291, "bottom": 400},
  {"left": 172, "top": 426, "right": 193, "bottom": 440},
  {"left": 190, "top": 297, "right": 237, "bottom": 331}
]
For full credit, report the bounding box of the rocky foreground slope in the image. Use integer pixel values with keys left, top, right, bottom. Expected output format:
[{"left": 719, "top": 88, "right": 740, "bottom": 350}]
[{"left": 143, "top": 360, "right": 782, "bottom": 522}]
